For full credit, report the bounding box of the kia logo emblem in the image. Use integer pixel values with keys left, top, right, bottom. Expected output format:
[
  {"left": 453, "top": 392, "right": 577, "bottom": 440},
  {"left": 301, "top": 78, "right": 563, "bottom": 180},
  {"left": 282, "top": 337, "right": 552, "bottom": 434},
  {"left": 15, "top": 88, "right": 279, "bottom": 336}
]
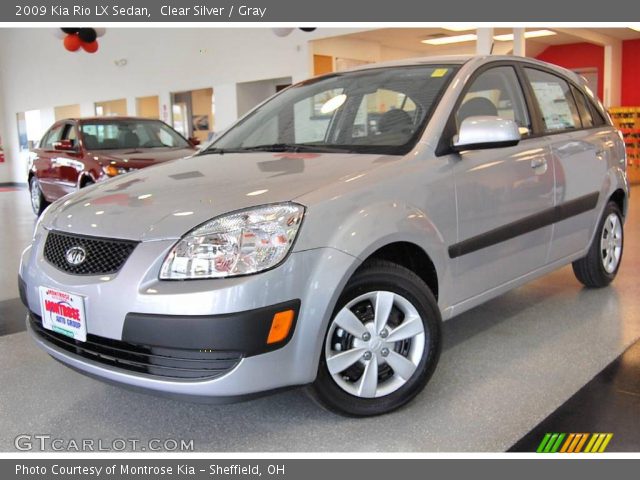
[{"left": 65, "top": 246, "right": 87, "bottom": 266}]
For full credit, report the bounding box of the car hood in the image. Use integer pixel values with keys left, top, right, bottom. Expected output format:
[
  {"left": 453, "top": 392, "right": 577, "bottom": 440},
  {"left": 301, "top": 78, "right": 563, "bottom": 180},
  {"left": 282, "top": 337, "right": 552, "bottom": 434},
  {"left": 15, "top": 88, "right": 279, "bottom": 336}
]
[
  {"left": 91, "top": 147, "right": 196, "bottom": 169},
  {"left": 45, "top": 151, "right": 398, "bottom": 241}
]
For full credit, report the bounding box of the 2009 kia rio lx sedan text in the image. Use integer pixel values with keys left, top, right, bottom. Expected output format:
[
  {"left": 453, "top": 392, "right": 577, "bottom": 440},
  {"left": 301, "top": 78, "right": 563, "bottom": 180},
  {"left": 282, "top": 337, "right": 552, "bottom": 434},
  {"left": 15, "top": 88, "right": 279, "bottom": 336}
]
[{"left": 20, "top": 55, "right": 629, "bottom": 416}]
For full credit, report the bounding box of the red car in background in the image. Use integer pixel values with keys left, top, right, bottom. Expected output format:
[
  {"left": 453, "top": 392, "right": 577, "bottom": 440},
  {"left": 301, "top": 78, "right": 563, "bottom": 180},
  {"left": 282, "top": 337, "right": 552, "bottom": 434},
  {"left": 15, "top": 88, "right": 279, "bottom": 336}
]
[{"left": 28, "top": 117, "right": 199, "bottom": 215}]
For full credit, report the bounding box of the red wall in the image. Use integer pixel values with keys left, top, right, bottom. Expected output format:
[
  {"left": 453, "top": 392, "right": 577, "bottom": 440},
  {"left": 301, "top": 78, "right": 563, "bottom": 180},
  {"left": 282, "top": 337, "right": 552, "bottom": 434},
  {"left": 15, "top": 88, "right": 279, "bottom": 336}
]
[
  {"left": 535, "top": 43, "right": 604, "bottom": 100},
  {"left": 622, "top": 39, "right": 640, "bottom": 106}
]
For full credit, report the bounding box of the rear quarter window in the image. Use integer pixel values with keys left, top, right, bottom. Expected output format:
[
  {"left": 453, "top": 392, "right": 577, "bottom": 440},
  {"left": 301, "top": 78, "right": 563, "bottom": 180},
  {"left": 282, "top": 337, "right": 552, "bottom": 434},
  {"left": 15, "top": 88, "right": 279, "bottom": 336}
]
[{"left": 571, "top": 85, "right": 594, "bottom": 128}]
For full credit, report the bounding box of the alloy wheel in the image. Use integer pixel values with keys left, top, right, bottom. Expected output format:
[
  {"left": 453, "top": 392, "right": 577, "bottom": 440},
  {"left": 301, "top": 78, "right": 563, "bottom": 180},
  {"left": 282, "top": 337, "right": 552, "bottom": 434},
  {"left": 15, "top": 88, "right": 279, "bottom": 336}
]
[{"left": 600, "top": 212, "right": 623, "bottom": 274}]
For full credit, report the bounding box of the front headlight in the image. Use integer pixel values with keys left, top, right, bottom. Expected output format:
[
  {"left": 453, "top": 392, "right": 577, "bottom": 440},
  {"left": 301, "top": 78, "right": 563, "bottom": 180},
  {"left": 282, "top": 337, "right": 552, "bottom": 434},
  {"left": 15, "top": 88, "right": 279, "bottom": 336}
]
[{"left": 160, "top": 203, "right": 305, "bottom": 280}]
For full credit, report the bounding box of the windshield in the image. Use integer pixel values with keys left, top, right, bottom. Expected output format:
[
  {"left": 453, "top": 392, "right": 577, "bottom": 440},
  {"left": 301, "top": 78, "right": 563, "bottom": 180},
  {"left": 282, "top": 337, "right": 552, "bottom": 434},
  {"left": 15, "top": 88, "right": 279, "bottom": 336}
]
[
  {"left": 80, "top": 120, "right": 190, "bottom": 150},
  {"left": 209, "top": 65, "right": 458, "bottom": 155}
]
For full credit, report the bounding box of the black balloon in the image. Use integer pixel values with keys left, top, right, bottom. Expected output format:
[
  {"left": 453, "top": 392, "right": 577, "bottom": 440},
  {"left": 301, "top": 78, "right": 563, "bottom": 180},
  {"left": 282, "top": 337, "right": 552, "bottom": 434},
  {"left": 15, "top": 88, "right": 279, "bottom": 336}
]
[
  {"left": 299, "top": 28, "right": 317, "bottom": 32},
  {"left": 61, "top": 28, "right": 80, "bottom": 34},
  {"left": 78, "top": 28, "right": 97, "bottom": 43}
]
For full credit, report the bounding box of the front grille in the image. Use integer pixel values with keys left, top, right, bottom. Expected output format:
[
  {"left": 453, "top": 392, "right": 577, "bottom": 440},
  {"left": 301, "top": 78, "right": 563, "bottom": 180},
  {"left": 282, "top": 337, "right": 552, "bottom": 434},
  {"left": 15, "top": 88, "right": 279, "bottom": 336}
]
[
  {"left": 43, "top": 231, "right": 138, "bottom": 275},
  {"left": 30, "top": 314, "right": 242, "bottom": 380}
]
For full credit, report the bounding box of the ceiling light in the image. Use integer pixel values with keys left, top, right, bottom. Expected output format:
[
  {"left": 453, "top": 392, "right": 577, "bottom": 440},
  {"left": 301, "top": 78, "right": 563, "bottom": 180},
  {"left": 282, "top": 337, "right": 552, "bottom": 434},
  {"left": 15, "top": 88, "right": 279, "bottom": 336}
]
[
  {"left": 494, "top": 29, "right": 557, "bottom": 41},
  {"left": 422, "top": 34, "right": 478, "bottom": 45},
  {"left": 442, "top": 26, "right": 475, "bottom": 32}
]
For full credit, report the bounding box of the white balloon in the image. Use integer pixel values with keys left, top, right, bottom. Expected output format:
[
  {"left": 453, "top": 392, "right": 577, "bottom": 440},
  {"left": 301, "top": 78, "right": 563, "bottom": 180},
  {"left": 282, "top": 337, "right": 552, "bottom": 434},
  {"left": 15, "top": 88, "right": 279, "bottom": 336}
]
[
  {"left": 272, "top": 28, "right": 294, "bottom": 38},
  {"left": 94, "top": 28, "right": 106, "bottom": 38},
  {"left": 53, "top": 29, "right": 66, "bottom": 39}
]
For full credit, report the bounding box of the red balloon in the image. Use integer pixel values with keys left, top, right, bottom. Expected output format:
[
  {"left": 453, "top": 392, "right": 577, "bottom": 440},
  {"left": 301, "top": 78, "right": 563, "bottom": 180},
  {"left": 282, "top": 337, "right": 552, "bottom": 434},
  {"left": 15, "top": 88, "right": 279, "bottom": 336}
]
[
  {"left": 82, "top": 41, "right": 99, "bottom": 53},
  {"left": 63, "top": 34, "right": 81, "bottom": 52}
]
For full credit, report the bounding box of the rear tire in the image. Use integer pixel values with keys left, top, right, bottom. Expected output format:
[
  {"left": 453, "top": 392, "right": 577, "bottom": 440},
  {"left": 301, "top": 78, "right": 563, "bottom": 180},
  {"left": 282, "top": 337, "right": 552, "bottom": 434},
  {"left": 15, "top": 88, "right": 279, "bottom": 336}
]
[
  {"left": 572, "top": 201, "right": 624, "bottom": 288},
  {"left": 310, "top": 260, "right": 441, "bottom": 417},
  {"left": 29, "top": 176, "right": 49, "bottom": 216}
]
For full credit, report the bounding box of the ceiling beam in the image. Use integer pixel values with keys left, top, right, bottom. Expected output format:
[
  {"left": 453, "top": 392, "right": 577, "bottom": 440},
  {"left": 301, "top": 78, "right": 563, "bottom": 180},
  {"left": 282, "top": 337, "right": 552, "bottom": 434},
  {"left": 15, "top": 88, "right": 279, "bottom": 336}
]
[{"left": 553, "top": 28, "right": 618, "bottom": 46}]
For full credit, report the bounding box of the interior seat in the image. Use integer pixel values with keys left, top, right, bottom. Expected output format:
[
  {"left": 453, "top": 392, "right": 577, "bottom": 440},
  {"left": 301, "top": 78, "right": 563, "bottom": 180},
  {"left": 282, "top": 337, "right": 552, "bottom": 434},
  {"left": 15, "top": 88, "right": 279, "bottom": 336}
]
[{"left": 457, "top": 97, "right": 499, "bottom": 125}]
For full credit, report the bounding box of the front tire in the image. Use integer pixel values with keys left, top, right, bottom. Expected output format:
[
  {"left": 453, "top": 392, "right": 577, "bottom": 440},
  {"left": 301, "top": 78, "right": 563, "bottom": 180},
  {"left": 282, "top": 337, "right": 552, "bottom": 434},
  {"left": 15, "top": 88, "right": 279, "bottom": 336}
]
[
  {"left": 572, "top": 201, "right": 624, "bottom": 288},
  {"left": 311, "top": 260, "right": 441, "bottom": 417},
  {"left": 29, "top": 176, "right": 49, "bottom": 216}
]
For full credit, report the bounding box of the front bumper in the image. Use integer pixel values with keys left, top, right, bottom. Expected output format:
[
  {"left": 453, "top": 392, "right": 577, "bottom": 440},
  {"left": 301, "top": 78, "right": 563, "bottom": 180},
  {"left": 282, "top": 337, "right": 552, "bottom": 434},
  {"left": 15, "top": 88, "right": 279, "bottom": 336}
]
[{"left": 20, "top": 230, "right": 360, "bottom": 398}]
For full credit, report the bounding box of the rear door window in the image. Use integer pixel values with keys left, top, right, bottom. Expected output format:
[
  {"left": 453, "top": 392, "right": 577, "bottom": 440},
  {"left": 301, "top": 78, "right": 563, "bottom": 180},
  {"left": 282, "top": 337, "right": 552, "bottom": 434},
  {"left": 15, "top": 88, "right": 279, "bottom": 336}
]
[{"left": 524, "top": 68, "right": 581, "bottom": 132}]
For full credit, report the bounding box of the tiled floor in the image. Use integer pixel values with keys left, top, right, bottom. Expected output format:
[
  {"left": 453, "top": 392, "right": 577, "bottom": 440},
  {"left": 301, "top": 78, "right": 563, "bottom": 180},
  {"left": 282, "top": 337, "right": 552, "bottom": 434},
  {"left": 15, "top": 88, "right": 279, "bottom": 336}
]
[
  {"left": 0, "top": 187, "right": 36, "bottom": 302},
  {"left": 0, "top": 187, "right": 638, "bottom": 452}
]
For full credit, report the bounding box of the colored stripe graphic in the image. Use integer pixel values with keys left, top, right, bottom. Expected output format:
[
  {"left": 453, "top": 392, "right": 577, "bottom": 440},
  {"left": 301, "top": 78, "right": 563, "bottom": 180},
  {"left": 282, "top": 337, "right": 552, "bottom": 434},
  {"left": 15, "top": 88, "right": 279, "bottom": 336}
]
[
  {"left": 584, "top": 434, "right": 598, "bottom": 452},
  {"left": 575, "top": 433, "right": 589, "bottom": 453},
  {"left": 544, "top": 433, "right": 559, "bottom": 453},
  {"left": 584, "top": 433, "right": 614, "bottom": 453},
  {"left": 550, "top": 433, "right": 565, "bottom": 453},
  {"left": 598, "top": 434, "right": 613, "bottom": 453},
  {"left": 559, "top": 433, "right": 575, "bottom": 453},
  {"left": 536, "top": 433, "right": 552, "bottom": 453},
  {"left": 537, "top": 433, "right": 613, "bottom": 453}
]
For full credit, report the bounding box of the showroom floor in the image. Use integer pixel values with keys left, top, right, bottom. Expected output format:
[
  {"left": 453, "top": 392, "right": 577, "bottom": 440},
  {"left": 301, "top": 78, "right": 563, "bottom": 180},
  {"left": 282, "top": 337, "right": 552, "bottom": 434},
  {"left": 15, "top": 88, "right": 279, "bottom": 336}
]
[{"left": 0, "top": 186, "right": 638, "bottom": 452}]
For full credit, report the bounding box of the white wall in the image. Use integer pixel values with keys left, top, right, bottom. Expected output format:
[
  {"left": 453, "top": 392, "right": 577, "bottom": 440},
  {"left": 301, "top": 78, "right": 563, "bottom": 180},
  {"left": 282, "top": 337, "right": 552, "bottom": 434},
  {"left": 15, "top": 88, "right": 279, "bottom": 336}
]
[
  {"left": 0, "top": 27, "right": 368, "bottom": 183},
  {"left": 236, "top": 77, "right": 292, "bottom": 117},
  {"left": 311, "top": 36, "right": 425, "bottom": 65}
]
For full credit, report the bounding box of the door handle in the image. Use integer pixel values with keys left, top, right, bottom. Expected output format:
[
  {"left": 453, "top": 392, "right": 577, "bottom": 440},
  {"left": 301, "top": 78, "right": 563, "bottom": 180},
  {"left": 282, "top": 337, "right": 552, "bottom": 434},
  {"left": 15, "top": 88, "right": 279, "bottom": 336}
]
[{"left": 530, "top": 158, "right": 547, "bottom": 169}]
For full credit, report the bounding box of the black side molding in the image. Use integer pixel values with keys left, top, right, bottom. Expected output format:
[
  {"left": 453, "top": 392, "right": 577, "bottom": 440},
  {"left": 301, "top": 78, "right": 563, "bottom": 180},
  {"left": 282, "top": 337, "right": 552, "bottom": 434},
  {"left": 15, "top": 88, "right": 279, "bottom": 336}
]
[
  {"left": 122, "top": 299, "right": 300, "bottom": 357},
  {"left": 448, "top": 192, "right": 600, "bottom": 259}
]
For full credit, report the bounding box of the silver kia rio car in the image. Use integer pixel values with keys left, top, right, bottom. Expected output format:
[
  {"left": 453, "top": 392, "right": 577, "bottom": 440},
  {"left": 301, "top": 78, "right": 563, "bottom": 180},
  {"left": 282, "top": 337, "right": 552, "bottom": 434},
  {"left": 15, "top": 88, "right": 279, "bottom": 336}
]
[{"left": 20, "top": 55, "right": 628, "bottom": 416}]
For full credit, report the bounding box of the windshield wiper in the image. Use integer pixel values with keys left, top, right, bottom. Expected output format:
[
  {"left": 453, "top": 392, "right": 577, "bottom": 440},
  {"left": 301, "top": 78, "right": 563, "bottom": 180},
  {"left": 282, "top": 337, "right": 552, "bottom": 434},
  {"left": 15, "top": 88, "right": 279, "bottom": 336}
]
[
  {"left": 201, "top": 147, "right": 248, "bottom": 155},
  {"left": 239, "top": 143, "right": 354, "bottom": 153},
  {"left": 202, "top": 143, "right": 355, "bottom": 155}
]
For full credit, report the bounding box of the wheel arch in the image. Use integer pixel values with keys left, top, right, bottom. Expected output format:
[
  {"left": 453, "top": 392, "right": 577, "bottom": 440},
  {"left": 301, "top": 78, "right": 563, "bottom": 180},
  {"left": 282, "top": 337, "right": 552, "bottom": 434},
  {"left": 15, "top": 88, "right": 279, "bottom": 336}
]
[
  {"left": 296, "top": 199, "right": 452, "bottom": 311},
  {"left": 77, "top": 171, "right": 97, "bottom": 189},
  {"left": 360, "top": 241, "right": 439, "bottom": 300},
  {"left": 609, "top": 188, "right": 627, "bottom": 219}
]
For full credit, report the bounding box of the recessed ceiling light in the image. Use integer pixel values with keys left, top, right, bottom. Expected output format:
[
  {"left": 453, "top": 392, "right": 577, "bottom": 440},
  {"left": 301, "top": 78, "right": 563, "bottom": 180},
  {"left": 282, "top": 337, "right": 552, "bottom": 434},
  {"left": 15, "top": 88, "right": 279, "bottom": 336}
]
[
  {"left": 422, "top": 34, "right": 478, "bottom": 45},
  {"left": 442, "top": 26, "right": 475, "bottom": 32},
  {"left": 494, "top": 29, "right": 557, "bottom": 41}
]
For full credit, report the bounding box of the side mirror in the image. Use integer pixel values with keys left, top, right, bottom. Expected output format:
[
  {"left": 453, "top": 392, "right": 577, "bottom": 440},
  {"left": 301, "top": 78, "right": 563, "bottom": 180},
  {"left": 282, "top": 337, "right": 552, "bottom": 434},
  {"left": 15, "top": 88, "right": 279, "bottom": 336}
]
[
  {"left": 452, "top": 116, "right": 520, "bottom": 152},
  {"left": 53, "top": 139, "right": 76, "bottom": 152},
  {"left": 189, "top": 137, "right": 201, "bottom": 146}
]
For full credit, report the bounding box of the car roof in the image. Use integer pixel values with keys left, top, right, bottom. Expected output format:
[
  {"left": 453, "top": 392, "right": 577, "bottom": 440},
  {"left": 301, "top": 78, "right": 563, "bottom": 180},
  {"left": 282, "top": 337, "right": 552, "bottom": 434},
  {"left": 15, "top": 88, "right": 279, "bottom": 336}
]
[
  {"left": 346, "top": 54, "right": 585, "bottom": 85},
  {"left": 58, "top": 116, "right": 164, "bottom": 123}
]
